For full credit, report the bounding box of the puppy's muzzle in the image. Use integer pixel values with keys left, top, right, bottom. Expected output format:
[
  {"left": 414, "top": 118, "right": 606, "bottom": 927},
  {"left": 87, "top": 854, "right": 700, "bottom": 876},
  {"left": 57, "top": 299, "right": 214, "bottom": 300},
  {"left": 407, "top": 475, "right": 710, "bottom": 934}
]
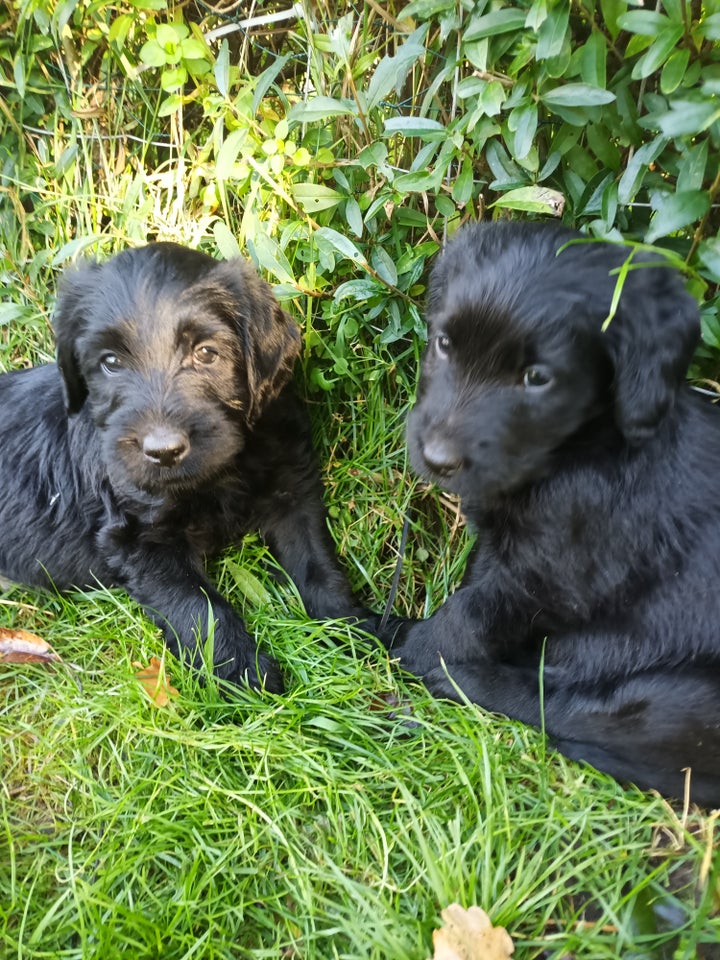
[
  {"left": 142, "top": 426, "right": 190, "bottom": 468},
  {"left": 421, "top": 436, "right": 463, "bottom": 478}
]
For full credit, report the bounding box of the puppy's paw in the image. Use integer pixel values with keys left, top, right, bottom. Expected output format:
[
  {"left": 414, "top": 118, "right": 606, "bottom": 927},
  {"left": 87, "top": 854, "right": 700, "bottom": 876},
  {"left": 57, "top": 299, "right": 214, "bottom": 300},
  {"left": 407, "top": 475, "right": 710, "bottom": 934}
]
[
  {"left": 216, "top": 645, "right": 284, "bottom": 695},
  {"left": 356, "top": 612, "right": 413, "bottom": 650}
]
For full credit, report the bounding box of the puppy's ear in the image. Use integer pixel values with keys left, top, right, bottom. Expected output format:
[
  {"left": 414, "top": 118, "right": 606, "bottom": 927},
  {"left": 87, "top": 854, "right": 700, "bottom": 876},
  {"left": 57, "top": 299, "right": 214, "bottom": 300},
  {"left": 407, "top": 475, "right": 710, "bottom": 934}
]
[
  {"left": 213, "top": 261, "right": 302, "bottom": 422},
  {"left": 605, "top": 266, "right": 700, "bottom": 444},
  {"left": 245, "top": 299, "right": 302, "bottom": 422},
  {"left": 53, "top": 263, "right": 99, "bottom": 414}
]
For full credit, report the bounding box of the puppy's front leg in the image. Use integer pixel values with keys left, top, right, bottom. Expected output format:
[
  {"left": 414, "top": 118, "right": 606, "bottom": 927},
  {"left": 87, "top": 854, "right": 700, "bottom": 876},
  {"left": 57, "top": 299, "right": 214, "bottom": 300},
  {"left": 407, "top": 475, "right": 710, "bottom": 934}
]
[
  {"left": 390, "top": 582, "right": 493, "bottom": 670},
  {"left": 259, "top": 504, "right": 365, "bottom": 622},
  {"left": 390, "top": 581, "right": 541, "bottom": 710},
  {"left": 104, "top": 535, "right": 283, "bottom": 692}
]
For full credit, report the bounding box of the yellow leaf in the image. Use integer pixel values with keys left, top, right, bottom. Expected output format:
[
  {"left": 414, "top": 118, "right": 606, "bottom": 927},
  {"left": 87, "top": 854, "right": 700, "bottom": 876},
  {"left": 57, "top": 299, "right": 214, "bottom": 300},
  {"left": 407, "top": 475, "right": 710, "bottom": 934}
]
[
  {"left": 0, "top": 627, "right": 61, "bottom": 665},
  {"left": 133, "top": 656, "right": 179, "bottom": 707},
  {"left": 428, "top": 904, "right": 514, "bottom": 960}
]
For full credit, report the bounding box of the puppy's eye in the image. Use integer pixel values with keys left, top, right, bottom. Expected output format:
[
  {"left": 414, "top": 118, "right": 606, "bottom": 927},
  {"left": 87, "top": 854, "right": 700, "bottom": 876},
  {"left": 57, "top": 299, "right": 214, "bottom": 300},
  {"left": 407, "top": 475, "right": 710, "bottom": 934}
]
[
  {"left": 435, "top": 334, "right": 451, "bottom": 358},
  {"left": 194, "top": 345, "right": 219, "bottom": 365},
  {"left": 523, "top": 366, "right": 553, "bottom": 389},
  {"left": 100, "top": 353, "right": 123, "bottom": 375}
]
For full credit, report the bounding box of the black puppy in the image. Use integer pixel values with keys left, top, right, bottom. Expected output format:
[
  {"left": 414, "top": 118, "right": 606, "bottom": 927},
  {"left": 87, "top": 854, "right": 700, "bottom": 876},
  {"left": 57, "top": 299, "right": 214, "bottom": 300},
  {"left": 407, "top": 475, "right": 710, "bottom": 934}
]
[
  {"left": 0, "top": 243, "right": 365, "bottom": 692},
  {"left": 391, "top": 221, "right": 720, "bottom": 806}
]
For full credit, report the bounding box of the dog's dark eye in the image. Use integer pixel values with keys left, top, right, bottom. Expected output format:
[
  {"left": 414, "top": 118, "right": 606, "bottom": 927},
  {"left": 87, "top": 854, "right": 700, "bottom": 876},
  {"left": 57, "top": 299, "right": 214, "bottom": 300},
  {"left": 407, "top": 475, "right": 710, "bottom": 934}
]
[
  {"left": 523, "top": 366, "right": 553, "bottom": 388},
  {"left": 100, "top": 353, "right": 123, "bottom": 375},
  {"left": 194, "top": 345, "right": 219, "bottom": 365},
  {"left": 435, "top": 334, "right": 451, "bottom": 358}
]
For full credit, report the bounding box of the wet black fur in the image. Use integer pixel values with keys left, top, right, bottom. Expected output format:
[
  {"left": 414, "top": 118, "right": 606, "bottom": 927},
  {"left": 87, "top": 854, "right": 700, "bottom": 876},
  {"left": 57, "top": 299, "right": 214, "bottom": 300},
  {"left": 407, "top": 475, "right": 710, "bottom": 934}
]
[
  {"left": 391, "top": 221, "right": 720, "bottom": 806},
  {"left": 0, "top": 243, "right": 365, "bottom": 693}
]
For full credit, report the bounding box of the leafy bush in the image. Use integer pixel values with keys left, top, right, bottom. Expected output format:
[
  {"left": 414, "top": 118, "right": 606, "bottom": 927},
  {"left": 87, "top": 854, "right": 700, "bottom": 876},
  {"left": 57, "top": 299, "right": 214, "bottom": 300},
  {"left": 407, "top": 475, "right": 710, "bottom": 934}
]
[{"left": 1, "top": 0, "right": 718, "bottom": 387}]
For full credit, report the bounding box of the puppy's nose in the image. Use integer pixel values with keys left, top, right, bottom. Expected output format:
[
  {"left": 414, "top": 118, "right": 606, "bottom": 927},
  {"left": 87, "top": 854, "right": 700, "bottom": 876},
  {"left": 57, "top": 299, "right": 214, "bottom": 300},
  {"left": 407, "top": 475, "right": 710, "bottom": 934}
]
[
  {"left": 422, "top": 437, "right": 463, "bottom": 477},
  {"left": 142, "top": 428, "right": 190, "bottom": 467}
]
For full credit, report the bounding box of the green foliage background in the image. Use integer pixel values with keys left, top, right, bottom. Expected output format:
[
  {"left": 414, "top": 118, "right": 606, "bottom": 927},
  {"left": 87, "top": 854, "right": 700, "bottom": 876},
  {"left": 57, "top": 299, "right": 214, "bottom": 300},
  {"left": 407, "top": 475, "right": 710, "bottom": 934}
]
[{"left": 1, "top": 0, "right": 719, "bottom": 387}]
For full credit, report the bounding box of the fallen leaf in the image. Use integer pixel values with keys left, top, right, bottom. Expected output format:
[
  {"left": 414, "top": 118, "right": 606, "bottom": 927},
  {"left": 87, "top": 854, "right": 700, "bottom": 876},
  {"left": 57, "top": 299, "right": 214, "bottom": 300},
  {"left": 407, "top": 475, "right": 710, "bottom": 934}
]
[
  {"left": 428, "top": 904, "right": 514, "bottom": 960},
  {"left": 0, "top": 627, "right": 61, "bottom": 665},
  {"left": 133, "top": 656, "right": 179, "bottom": 707}
]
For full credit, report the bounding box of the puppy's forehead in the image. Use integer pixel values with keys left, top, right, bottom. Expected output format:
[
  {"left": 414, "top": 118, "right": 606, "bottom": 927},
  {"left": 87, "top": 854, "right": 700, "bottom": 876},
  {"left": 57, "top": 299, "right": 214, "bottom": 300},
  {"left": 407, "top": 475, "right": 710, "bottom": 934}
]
[
  {"left": 428, "top": 261, "right": 545, "bottom": 361},
  {"left": 427, "top": 226, "right": 600, "bottom": 355},
  {"left": 90, "top": 253, "right": 238, "bottom": 331}
]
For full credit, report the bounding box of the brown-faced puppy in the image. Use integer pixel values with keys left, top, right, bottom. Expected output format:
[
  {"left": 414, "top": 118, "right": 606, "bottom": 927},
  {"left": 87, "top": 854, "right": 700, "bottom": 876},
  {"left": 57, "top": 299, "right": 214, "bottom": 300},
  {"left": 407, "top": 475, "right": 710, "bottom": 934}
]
[
  {"left": 389, "top": 221, "right": 720, "bottom": 806},
  {"left": 0, "top": 243, "right": 366, "bottom": 692}
]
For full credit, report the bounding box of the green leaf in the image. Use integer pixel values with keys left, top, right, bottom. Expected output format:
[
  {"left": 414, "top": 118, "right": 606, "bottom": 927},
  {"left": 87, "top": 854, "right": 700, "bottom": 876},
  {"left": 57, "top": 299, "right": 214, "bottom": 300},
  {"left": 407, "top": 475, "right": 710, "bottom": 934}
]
[
  {"left": 508, "top": 102, "right": 538, "bottom": 160},
  {"left": 214, "top": 39, "right": 230, "bottom": 98},
  {"left": 479, "top": 80, "right": 507, "bottom": 117},
  {"left": 383, "top": 116, "right": 447, "bottom": 139},
  {"left": 698, "top": 238, "right": 720, "bottom": 279},
  {"left": 464, "top": 8, "right": 527, "bottom": 40},
  {"left": 540, "top": 83, "right": 615, "bottom": 107},
  {"left": 358, "top": 141, "right": 388, "bottom": 170},
  {"left": 490, "top": 186, "right": 565, "bottom": 215},
  {"left": 617, "top": 10, "right": 668, "bottom": 34},
  {"left": 333, "top": 279, "right": 382, "bottom": 302},
  {"left": 13, "top": 53, "right": 25, "bottom": 99},
  {"left": 179, "top": 38, "right": 208, "bottom": 61},
  {"left": 366, "top": 29, "right": 427, "bottom": 110},
  {"left": 215, "top": 127, "right": 248, "bottom": 180},
  {"left": 50, "top": 235, "right": 105, "bottom": 265},
  {"left": 157, "top": 93, "right": 184, "bottom": 116},
  {"left": 224, "top": 559, "right": 270, "bottom": 607},
  {"left": 485, "top": 139, "right": 526, "bottom": 188},
  {"left": 435, "top": 194, "right": 455, "bottom": 217},
  {"left": 252, "top": 55, "right": 293, "bottom": 117},
  {"left": 645, "top": 190, "right": 710, "bottom": 244},
  {"left": 535, "top": 3, "right": 569, "bottom": 60},
  {"left": 586, "top": 124, "right": 620, "bottom": 169},
  {"left": 371, "top": 247, "right": 398, "bottom": 286},
  {"left": 140, "top": 38, "right": 167, "bottom": 67},
  {"left": 631, "top": 24, "right": 684, "bottom": 80},
  {"left": 580, "top": 32, "right": 607, "bottom": 88},
  {"left": 213, "top": 221, "right": 242, "bottom": 261},
  {"left": 156, "top": 22, "right": 188, "bottom": 46},
  {"left": 314, "top": 227, "right": 367, "bottom": 265},
  {"left": 697, "top": 12, "right": 720, "bottom": 40},
  {"left": 398, "top": 0, "right": 455, "bottom": 18},
  {"left": 600, "top": 0, "right": 626, "bottom": 39},
  {"left": 451, "top": 154, "right": 474, "bottom": 204},
  {"left": 601, "top": 180, "right": 618, "bottom": 226},
  {"left": 345, "top": 197, "right": 363, "bottom": 238},
  {"left": 677, "top": 140, "right": 708, "bottom": 192},
  {"left": 293, "top": 183, "right": 345, "bottom": 213},
  {"left": 393, "top": 169, "right": 444, "bottom": 192},
  {"left": 160, "top": 66, "right": 187, "bottom": 90},
  {"left": 625, "top": 33, "right": 654, "bottom": 58},
  {"left": 287, "top": 96, "right": 357, "bottom": 124},
  {"left": 659, "top": 99, "right": 720, "bottom": 137},
  {"left": 660, "top": 47, "right": 690, "bottom": 94},
  {"left": 617, "top": 138, "right": 667, "bottom": 204},
  {"left": 247, "top": 232, "right": 295, "bottom": 286},
  {"left": 108, "top": 13, "right": 133, "bottom": 50},
  {"left": 0, "top": 303, "right": 38, "bottom": 326},
  {"left": 525, "top": 0, "right": 548, "bottom": 32},
  {"left": 184, "top": 58, "right": 211, "bottom": 79}
]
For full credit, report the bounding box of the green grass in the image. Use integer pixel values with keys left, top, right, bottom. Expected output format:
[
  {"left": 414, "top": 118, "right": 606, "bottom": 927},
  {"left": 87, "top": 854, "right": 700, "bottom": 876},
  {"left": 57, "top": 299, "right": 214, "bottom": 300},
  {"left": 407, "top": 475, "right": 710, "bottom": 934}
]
[
  {"left": 2, "top": 388, "right": 719, "bottom": 959},
  {"left": 1, "top": 2, "right": 719, "bottom": 956}
]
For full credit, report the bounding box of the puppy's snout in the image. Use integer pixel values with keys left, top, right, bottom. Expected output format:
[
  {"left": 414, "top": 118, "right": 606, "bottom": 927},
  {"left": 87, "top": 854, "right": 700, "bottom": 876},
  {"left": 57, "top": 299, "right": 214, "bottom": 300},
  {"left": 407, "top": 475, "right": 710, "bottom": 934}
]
[
  {"left": 422, "top": 436, "right": 463, "bottom": 477},
  {"left": 142, "top": 427, "right": 190, "bottom": 468}
]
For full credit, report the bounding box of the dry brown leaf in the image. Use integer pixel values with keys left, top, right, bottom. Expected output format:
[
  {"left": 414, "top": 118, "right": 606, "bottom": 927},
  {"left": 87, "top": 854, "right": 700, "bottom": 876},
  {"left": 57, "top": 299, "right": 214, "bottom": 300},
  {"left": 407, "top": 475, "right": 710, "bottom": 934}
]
[
  {"left": 0, "top": 627, "right": 61, "bottom": 665},
  {"left": 428, "top": 903, "right": 514, "bottom": 960},
  {"left": 133, "top": 656, "right": 179, "bottom": 707}
]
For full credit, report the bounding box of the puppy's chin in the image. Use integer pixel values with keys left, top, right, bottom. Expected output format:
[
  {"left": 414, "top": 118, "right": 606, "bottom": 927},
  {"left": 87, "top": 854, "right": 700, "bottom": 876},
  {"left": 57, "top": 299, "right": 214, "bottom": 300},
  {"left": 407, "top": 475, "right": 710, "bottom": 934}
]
[
  {"left": 107, "top": 458, "right": 234, "bottom": 507},
  {"left": 408, "top": 424, "right": 552, "bottom": 508}
]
